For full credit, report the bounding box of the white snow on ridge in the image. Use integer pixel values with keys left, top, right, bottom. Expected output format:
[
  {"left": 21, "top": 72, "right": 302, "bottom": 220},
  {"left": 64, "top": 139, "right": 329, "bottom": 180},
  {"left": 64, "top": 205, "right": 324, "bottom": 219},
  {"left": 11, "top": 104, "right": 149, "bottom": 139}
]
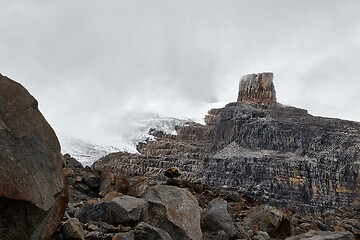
[
  {"left": 59, "top": 102, "right": 227, "bottom": 166},
  {"left": 60, "top": 113, "right": 190, "bottom": 166}
]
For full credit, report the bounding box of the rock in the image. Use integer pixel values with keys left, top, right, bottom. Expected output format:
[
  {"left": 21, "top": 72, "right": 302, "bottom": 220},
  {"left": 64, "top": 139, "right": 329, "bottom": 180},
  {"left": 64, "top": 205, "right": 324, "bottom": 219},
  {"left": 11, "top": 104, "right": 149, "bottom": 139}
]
[
  {"left": 99, "top": 176, "right": 129, "bottom": 196},
  {"left": 285, "top": 230, "right": 355, "bottom": 240},
  {"left": 61, "top": 218, "right": 85, "bottom": 240},
  {"left": 112, "top": 232, "right": 135, "bottom": 240},
  {"left": 83, "top": 172, "right": 102, "bottom": 188},
  {"left": 253, "top": 231, "right": 271, "bottom": 240},
  {"left": 94, "top": 72, "right": 360, "bottom": 211},
  {"left": 127, "top": 177, "right": 153, "bottom": 197},
  {"left": 164, "top": 167, "right": 182, "bottom": 178},
  {"left": 134, "top": 222, "right": 172, "bottom": 240},
  {"left": 0, "top": 74, "right": 68, "bottom": 239},
  {"left": 111, "top": 195, "right": 146, "bottom": 225},
  {"left": 143, "top": 185, "right": 202, "bottom": 240},
  {"left": 75, "top": 202, "right": 123, "bottom": 225},
  {"left": 63, "top": 154, "right": 84, "bottom": 169},
  {"left": 237, "top": 72, "right": 276, "bottom": 105},
  {"left": 201, "top": 198, "right": 237, "bottom": 238},
  {"left": 203, "top": 230, "right": 229, "bottom": 240},
  {"left": 244, "top": 205, "right": 293, "bottom": 239},
  {"left": 351, "top": 198, "right": 360, "bottom": 211},
  {"left": 104, "top": 191, "right": 124, "bottom": 202},
  {"left": 75, "top": 196, "right": 146, "bottom": 226}
]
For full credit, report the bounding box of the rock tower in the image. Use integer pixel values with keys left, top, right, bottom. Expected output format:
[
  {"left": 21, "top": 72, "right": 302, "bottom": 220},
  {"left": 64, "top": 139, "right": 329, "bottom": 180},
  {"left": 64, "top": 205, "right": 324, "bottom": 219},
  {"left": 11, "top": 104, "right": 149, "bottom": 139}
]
[{"left": 237, "top": 72, "right": 277, "bottom": 105}]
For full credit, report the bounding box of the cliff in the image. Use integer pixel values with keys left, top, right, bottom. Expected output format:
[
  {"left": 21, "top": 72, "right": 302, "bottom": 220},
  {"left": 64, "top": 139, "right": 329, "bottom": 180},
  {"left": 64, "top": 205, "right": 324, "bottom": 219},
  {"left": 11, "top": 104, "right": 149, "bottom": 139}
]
[{"left": 94, "top": 73, "right": 360, "bottom": 211}]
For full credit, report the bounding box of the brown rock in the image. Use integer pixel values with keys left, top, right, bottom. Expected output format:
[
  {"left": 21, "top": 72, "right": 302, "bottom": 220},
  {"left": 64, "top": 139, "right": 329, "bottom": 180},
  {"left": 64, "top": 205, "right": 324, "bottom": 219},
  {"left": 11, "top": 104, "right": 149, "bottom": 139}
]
[
  {"left": 61, "top": 218, "right": 85, "bottom": 240},
  {"left": 0, "top": 74, "right": 68, "bottom": 239},
  {"left": 244, "top": 205, "right": 293, "bottom": 239},
  {"left": 164, "top": 167, "right": 182, "bottom": 178},
  {"left": 104, "top": 191, "right": 124, "bottom": 202},
  {"left": 237, "top": 72, "right": 276, "bottom": 105}
]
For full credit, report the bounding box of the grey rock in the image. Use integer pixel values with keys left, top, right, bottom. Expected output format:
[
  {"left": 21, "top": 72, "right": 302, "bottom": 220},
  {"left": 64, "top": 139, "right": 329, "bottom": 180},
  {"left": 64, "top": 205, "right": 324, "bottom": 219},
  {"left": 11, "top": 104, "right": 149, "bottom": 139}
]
[
  {"left": 83, "top": 173, "right": 102, "bottom": 188},
  {"left": 134, "top": 222, "right": 172, "bottom": 240},
  {"left": 112, "top": 232, "right": 135, "bottom": 240},
  {"left": 285, "top": 230, "right": 355, "bottom": 240},
  {"left": 143, "top": 185, "right": 202, "bottom": 240},
  {"left": 62, "top": 218, "right": 85, "bottom": 240},
  {"left": 75, "top": 202, "right": 123, "bottom": 225},
  {"left": 253, "top": 231, "right": 270, "bottom": 240},
  {"left": 351, "top": 198, "right": 360, "bottom": 211},
  {"left": 111, "top": 195, "right": 146, "bottom": 225},
  {"left": 201, "top": 198, "right": 237, "bottom": 238}
]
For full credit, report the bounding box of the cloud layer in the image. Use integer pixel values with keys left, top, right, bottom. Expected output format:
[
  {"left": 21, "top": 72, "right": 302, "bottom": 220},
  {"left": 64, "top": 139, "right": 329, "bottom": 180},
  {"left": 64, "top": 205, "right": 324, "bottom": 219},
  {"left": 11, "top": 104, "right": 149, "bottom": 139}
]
[{"left": 1, "top": 0, "right": 360, "bottom": 144}]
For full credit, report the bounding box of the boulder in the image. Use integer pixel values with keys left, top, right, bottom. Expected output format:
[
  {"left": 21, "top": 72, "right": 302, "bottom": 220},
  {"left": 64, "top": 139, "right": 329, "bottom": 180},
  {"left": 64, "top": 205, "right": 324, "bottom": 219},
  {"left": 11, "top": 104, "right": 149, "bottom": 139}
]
[
  {"left": 75, "top": 196, "right": 146, "bottom": 226},
  {"left": 99, "top": 176, "right": 129, "bottom": 196},
  {"left": 285, "top": 230, "right": 355, "bottom": 240},
  {"left": 134, "top": 222, "right": 172, "bottom": 240},
  {"left": 111, "top": 195, "right": 146, "bottom": 225},
  {"left": 201, "top": 198, "right": 237, "bottom": 238},
  {"left": 83, "top": 172, "right": 102, "bottom": 188},
  {"left": 164, "top": 167, "right": 182, "bottom": 178},
  {"left": 143, "top": 185, "right": 202, "bottom": 240},
  {"left": 127, "top": 177, "right": 153, "bottom": 197},
  {"left": 63, "top": 154, "right": 84, "bottom": 169},
  {"left": 351, "top": 198, "right": 360, "bottom": 211},
  {"left": 0, "top": 74, "right": 68, "bottom": 239},
  {"left": 244, "top": 205, "right": 293, "bottom": 239},
  {"left": 61, "top": 218, "right": 85, "bottom": 240},
  {"left": 75, "top": 202, "right": 123, "bottom": 225}
]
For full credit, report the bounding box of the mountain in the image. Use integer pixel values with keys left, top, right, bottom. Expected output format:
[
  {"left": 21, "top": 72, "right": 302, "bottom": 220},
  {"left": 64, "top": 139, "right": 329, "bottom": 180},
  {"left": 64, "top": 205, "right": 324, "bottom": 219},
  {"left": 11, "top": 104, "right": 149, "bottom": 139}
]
[
  {"left": 60, "top": 113, "right": 191, "bottom": 166},
  {"left": 94, "top": 72, "right": 360, "bottom": 211}
]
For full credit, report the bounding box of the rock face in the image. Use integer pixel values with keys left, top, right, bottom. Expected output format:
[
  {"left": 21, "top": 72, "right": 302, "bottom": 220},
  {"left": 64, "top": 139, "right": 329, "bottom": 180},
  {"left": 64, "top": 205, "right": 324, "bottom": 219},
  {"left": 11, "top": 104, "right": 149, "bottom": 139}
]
[
  {"left": 237, "top": 72, "right": 276, "bottom": 105},
  {"left": 94, "top": 72, "right": 359, "bottom": 211},
  {"left": 0, "top": 74, "right": 68, "bottom": 239}
]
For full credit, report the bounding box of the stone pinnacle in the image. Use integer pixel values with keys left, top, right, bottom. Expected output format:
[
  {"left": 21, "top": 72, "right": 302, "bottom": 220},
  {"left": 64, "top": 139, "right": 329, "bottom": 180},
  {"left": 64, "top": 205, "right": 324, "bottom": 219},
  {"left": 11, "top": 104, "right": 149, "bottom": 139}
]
[{"left": 237, "top": 72, "right": 277, "bottom": 105}]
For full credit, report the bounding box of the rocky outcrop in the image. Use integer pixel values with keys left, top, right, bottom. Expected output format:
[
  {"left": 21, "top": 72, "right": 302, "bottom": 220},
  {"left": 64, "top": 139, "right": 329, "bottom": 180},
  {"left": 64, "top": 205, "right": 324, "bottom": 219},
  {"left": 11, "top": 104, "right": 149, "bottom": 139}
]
[
  {"left": 95, "top": 72, "right": 359, "bottom": 212},
  {"left": 237, "top": 72, "right": 276, "bottom": 105},
  {"left": 0, "top": 74, "right": 68, "bottom": 240}
]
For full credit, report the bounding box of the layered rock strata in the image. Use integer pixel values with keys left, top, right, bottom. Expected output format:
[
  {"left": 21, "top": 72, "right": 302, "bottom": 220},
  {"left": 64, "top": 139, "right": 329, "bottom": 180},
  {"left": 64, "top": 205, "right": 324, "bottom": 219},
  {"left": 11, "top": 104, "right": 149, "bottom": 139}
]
[{"left": 95, "top": 72, "right": 359, "bottom": 211}]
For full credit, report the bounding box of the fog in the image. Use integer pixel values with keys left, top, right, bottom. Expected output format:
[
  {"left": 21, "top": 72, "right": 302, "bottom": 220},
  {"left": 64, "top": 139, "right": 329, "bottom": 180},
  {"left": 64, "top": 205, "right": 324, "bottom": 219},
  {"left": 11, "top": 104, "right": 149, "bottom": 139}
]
[{"left": 1, "top": 1, "right": 360, "bottom": 145}]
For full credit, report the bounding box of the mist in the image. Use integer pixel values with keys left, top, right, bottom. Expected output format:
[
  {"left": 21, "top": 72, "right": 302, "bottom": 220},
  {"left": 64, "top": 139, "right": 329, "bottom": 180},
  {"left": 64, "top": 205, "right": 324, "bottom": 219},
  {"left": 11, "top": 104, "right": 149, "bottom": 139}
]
[{"left": 1, "top": 0, "right": 360, "bottom": 146}]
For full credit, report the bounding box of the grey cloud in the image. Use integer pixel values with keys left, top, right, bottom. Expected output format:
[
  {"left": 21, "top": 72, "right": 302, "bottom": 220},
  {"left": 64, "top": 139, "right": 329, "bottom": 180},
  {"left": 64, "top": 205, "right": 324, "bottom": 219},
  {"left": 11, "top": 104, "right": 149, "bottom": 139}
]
[{"left": 1, "top": 0, "right": 360, "bottom": 143}]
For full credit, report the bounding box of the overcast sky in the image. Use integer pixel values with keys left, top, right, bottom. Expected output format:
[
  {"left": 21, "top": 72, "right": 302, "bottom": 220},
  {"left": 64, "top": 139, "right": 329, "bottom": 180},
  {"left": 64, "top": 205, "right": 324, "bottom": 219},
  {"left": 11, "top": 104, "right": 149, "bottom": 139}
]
[{"left": 1, "top": 1, "right": 360, "bottom": 145}]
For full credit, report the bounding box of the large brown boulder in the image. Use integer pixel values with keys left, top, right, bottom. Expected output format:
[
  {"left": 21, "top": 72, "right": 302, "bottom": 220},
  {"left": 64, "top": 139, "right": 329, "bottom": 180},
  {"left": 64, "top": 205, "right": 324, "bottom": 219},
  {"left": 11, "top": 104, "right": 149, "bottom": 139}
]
[{"left": 0, "top": 74, "right": 68, "bottom": 240}]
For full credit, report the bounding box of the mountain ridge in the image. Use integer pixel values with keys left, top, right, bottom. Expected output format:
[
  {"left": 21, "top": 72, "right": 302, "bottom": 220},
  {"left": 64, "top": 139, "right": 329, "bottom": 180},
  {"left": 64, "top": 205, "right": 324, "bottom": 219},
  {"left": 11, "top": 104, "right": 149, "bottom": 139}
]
[{"left": 94, "top": 72, "right": 360, "bottom": 211}]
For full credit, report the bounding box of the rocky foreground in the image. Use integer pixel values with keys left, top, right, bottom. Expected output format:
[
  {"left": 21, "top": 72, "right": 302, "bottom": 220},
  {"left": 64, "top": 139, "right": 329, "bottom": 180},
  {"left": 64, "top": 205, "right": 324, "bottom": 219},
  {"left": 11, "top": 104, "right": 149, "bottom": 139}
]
[{"left": 54, "top": 155, "right": 360, "bottom": 240}]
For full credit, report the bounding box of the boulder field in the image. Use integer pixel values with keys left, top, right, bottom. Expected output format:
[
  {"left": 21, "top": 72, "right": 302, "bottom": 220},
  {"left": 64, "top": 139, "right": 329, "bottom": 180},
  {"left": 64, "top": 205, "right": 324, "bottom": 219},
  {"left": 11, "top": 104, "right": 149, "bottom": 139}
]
[{"left": 55, "top": 156, "right": 359, "bottom": 239}]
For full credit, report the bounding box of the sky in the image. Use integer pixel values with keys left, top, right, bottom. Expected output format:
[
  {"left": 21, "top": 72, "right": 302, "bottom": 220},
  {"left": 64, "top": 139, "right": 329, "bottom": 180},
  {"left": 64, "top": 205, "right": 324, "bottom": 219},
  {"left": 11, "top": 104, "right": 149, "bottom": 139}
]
[{"left": 1, "top": 1, "right": 360, "bottom": 146}]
